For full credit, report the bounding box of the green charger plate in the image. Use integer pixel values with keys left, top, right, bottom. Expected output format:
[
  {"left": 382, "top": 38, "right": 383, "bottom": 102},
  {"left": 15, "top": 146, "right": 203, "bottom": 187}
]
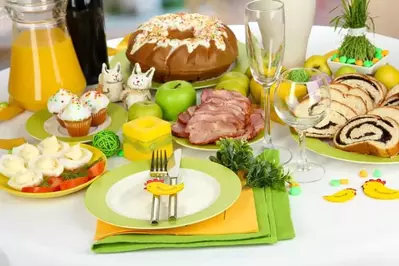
[
  {"left": 110, "top": 42, "right": 249, "bottom": 89},
  {"left": 291, "top": 131, "right": 399, "bottom": 164},
  {"left": 85, "top": 157, "right": 242, "bottom": 230},
  {"left": 26, "top": 103, "right": 127, "bottom": 143},
  {"left": 173, "top": 130, "right": 264, "bottom": 151}
]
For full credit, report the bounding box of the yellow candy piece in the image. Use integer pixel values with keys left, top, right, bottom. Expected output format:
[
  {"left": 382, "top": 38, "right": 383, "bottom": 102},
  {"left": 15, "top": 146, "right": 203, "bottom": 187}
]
[
  {"left": 289, "top": 182, "right": 300, "bottom": 187},
  {"left": 359, "top": 170, "right": 368, "bottom": 178},
  {"left": 340, "top": 179, "right": 349, "bottom": 185},
  {"left": 382, "top": 50, "right": 389, "bottom": 56},
  {"left": 323, "top": 188, "right": 357, "bottom": 203},
  {"left": 372, "top": 58, "right": 379, "bottom": 64}
]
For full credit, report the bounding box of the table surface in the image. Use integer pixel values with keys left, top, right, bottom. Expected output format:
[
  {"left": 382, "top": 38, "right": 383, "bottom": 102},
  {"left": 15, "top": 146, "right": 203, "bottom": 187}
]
[{"left": 1, "top": 25, "right": 399, "bottom": 266}]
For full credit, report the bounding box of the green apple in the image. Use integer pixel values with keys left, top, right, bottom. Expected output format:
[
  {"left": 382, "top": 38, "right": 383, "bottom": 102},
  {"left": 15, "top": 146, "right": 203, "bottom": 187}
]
[
  {"left": 128, "top": 101, "right": 163, "bottom": 121},
  {"left": 335, "top": 66, "right": 357, "bottom": 78},
  {"left": 304, "top": 55, "right": 332, "bottom": 76},
  {"left": 220, "top": 71, "right": 250, "bottom": 87},
  {"left": 155, "top": 80, "right": 196, "bottom": 121},
  {"left": 215, "top": 79, "right": 248, "bottom": 96}
]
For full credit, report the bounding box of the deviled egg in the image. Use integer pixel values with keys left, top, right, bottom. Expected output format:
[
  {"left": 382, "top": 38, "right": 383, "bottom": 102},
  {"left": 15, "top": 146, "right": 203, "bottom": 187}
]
[
  {"left": 59, "top": 144, "right": 93, "bottom": 170},
  {"left": 0, "top": 154, "right": 26, "bottom": 178},
  {"left": 12, "top": 143, "right": 40, "bottom": 163},
  {"left": 8, "top": 170, "right": 43, "bottom": 191},
  {"left": 37, "top": 136, "right": 69, "bottom": 158},
  {"left": 28, "top": 155, "right": 64, "bottom": 177}
]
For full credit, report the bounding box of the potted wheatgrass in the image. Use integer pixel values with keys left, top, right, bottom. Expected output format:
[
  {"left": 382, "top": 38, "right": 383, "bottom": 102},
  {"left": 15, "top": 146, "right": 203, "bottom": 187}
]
[{"left": 327, "top": 0, "right": 389, "bottom": 75}]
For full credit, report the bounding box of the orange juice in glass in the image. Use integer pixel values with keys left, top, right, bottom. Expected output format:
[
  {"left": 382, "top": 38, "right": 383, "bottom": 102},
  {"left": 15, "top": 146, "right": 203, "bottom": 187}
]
[{"left": 6, "top": 0, "right": 86, "bottom": 112}]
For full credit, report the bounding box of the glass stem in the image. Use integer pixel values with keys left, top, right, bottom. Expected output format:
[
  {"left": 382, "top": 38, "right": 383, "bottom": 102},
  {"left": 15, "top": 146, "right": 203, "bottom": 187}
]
[
  {"left": 262, "top": 84, "right": 273, "bottom": 149},
  {"left": 298, "top": 130, "right": 308, "bottom": 170}
]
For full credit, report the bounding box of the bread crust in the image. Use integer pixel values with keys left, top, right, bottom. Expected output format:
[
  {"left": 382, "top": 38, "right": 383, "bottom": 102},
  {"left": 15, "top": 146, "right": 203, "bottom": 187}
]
[
  {"left": 333, "top": 115, "right": 399, "bottom": 158},
  {"left": 382, "top": 94, "right": 399, "bottom": 107},
  {"left": 333, "top": 73, "right": 387, "bottom": 106},
  {"left": 368, "top": 106, "right": 399, "bottom": 124},
  {"left": 330, "top": 82, "right": 373, "bottom": 111},
  {"left": 126, "top": 19, "right": 238, "bottom": 83}
]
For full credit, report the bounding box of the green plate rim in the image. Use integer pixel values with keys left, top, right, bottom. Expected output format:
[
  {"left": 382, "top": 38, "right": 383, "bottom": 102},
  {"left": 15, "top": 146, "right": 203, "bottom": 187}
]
[
  {"left": 290, "top": 131, "right": 399, "bottom": 164},
  {"left": 173, "top": 130, "right": 264, "bottom": 151},
  {"left": 110, "top": 42, "right": 249, "bottom": 90},
  {"left": 25, "top": 103, "right": 127, "bottom": 143},
  {"left": 84, "top": 157, "right": 242, "bottom": 230}
]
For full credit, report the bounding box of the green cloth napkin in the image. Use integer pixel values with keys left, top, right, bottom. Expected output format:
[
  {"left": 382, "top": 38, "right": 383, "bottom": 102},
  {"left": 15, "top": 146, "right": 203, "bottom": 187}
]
[{"left": 92, "top": 187, "right": 294, "bottom": 253}]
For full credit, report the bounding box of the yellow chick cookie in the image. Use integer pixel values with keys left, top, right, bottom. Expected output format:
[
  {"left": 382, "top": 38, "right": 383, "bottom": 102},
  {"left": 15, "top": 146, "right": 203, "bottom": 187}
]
[
  {"left": 323, "top": 188, "right": 357, "bottom": 203},
  {"left": 144, "top": 179, "right": 184, "bottom": 196},
  {"left": 362, "top": 179, "right": 399, "bottom": 200}
]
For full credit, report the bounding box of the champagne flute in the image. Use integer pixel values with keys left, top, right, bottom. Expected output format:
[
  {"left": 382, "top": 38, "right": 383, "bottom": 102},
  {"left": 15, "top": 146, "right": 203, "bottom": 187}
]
[
  {"left": 274, "top": 68, "right": 331, "bottom": 183},
  {"left": 245, "top": 0, "right": 292, "bottom": 165}
]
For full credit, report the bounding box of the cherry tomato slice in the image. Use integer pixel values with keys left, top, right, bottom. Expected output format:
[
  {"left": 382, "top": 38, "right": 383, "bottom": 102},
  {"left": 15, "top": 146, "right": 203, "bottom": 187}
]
[
  {"left": 22, "top": 186, "right": 54, "bottom": 193},
  {"left": 88, "top": 160, "right": 105, "bottom": 179},
  {"left": 60, "top": 176, "right": 89, "bottom": 191},
  {"left": 48, "top": 176, "right": 63, "bottom": 191}
]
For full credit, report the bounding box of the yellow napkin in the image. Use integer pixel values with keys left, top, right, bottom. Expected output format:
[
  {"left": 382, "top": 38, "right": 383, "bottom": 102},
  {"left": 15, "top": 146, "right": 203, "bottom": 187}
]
[
  {"left": 107, "top": 34, "right": 131, "bottom": 56},
  {"left": 95, "top": 188, "right": 258, "bottom": 240}
]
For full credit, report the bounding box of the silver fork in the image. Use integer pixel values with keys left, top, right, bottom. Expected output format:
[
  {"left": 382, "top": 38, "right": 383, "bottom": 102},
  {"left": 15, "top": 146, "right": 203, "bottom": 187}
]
[{"left": 149, "top": 150, "right": 168, "bottom": 224}]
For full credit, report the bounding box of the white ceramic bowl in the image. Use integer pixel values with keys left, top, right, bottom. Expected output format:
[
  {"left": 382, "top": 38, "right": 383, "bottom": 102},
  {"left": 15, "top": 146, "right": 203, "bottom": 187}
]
[{"left": 327, "top": 54, "right": 390, "bottom": 76}]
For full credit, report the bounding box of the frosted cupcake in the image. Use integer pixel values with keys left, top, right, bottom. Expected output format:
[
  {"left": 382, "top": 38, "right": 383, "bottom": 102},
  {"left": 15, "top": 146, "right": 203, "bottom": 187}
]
[
  {"left": 80, "top": 90, "right": 110, "bottom": 126},
  {"left": 47, "top": 89, "right": 78, "bottom": 128},
  {"left": 58, "top": 99, "right": 92, "bottom": 137}
]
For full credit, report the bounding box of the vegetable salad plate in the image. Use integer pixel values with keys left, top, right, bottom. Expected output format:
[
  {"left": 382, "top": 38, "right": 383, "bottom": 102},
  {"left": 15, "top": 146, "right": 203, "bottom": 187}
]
[
  {"left": 0, "top": 144, "right": 107, "bottom": 199},
  {"left": 85, "top": 157, "right": 242, "bottom": 229},
  {"left": 173, "top": 130, "right": 264, "bottom": 151},
  {"left": 26, "top": 103, "right": 127, "bottom": 143},
  {"left": 109, "top": 42, "right": 249, "bottom": 90},
  {"left": 291, "top": 132, "right": 399, "bottom": 164}
]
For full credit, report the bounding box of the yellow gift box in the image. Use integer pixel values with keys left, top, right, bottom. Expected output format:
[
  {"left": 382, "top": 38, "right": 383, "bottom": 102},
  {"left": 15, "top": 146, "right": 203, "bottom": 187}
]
[{"left": 122, "top": 116, "right": 173, "bottom": 161}]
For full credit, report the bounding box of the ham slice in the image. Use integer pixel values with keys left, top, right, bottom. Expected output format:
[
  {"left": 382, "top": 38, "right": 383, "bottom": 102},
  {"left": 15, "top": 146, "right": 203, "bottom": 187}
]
[
  {"left": 187, "top": 114, "right": 246, "bottom": 130},
  {"left": 188, "top": 121, "right": 240, "bottom": 145},
  {"left": 195, "top": 104, "right": 247, "bottom": 121},
  {"left": 201, "top": 89, "right": 251, "bottom": 112},
  {"left": 171, "top": 90, "right": 264, "bottom": 145},
  {"left": 250, "top": 111, "right": 264, "bottom": 136},
  {"left": 177, "top": 106, "right": 197, "bottom": 125},
  {"left": 171, "top": 122, "right": 189, "bottom": 138}
]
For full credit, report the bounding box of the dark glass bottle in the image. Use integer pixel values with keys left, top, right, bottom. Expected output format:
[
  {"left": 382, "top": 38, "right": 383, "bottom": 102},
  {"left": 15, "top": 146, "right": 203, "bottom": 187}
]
[{"left": 66, "top": 0, "right": 108, "bottom": 86}]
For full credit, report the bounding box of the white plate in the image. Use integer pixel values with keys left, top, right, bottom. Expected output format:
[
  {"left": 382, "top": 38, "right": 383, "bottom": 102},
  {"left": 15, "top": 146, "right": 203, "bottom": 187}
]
[
  {"left": 43, "top": 115, "right": 112, "bottom": 139},
  {"left": 106, "top": 169, "right": 221, "bottom": 221}
]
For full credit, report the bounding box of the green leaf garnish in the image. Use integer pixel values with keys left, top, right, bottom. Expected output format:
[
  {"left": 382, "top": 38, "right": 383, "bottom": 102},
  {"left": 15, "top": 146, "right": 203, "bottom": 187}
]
[
  {"left": 246, "top": 158, "right": 291, "bottom": 190},
  {"left": 209, "top": 138, "right": 292, "bottom": 189},
  {"left": 209, "top": 138, "right": 254, "bottom": 173}
]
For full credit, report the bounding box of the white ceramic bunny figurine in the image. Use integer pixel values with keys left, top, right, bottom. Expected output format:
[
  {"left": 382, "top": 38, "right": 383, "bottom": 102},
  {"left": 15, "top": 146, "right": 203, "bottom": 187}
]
[
  {"left": 98, "top": 62, "right": 124, "bottom": 102},
  {"left": 122, "top": 63, "right": 155, "bottom": 110}
]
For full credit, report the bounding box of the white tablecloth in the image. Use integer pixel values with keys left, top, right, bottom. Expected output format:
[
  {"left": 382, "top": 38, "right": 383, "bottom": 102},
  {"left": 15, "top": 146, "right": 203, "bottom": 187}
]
[{"left": 1, "top": 25, "right": 399, "bottom": 266}]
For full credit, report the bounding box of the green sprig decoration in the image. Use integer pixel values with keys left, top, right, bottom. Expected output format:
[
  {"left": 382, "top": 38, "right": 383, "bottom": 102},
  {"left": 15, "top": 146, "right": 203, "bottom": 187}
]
[
  {"left": 246, "top": 158, "right": 291, "bottom": 191},
  {"left": 209, "top": 139, "right": 293, "bottom": 189},
  {"left": 209, "top": 138, "right": 254, "bottom": 173},
  {"left": 287, "top": 69, "right": 310, "bottom": 82},
  {"left": 330, "top": 0, "right": 376, "bottom": 61},
  {"left": 92, "top": 130, "right": 121, "bottom": 157}
]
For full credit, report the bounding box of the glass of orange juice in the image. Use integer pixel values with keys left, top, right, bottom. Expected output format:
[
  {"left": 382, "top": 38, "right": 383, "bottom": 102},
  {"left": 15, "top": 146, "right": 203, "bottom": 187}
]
[{"left": 5, "top": 0, "right": 86, "bottom": 112}]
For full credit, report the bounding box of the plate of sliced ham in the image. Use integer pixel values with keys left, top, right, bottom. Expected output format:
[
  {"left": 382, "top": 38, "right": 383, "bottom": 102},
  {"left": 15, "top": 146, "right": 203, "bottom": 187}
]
[{"left": 172, "top": 89, "right": 265, "bottom": 151}]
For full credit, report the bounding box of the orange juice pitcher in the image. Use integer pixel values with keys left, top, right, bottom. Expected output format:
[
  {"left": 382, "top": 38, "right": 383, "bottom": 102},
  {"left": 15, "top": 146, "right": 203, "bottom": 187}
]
[{"left": 5, "top": 0, "right": 86, "bottom": 112}]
